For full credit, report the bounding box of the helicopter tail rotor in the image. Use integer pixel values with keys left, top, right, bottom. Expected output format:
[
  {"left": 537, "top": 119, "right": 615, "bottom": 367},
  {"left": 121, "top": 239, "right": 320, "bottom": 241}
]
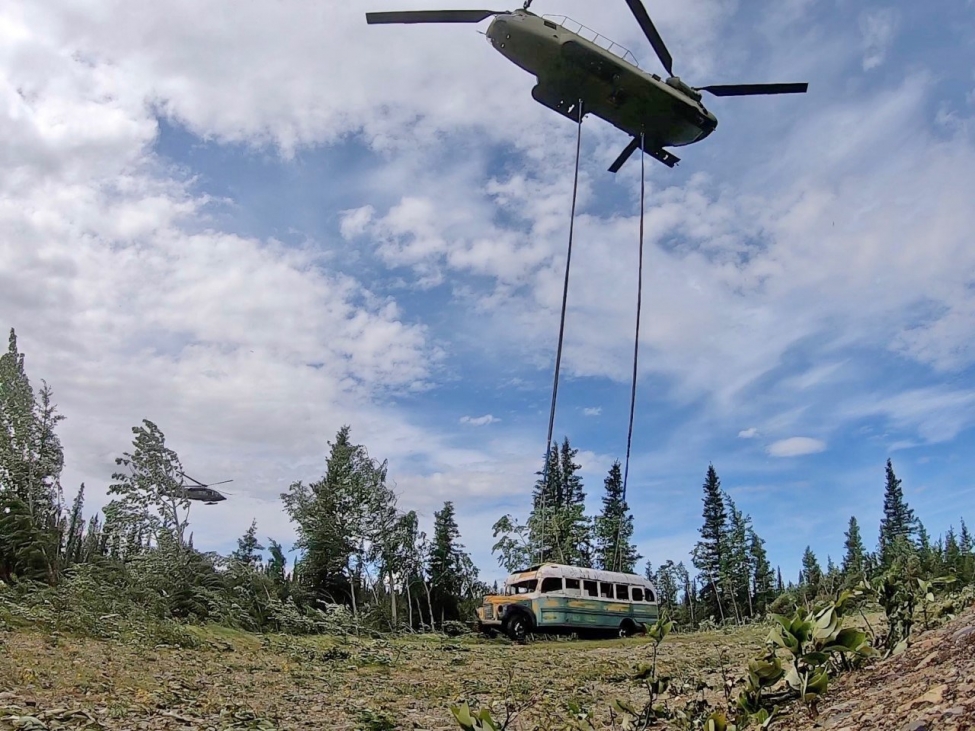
[{"left": 366, "top": 10, "right": 503, "bottom": 24}]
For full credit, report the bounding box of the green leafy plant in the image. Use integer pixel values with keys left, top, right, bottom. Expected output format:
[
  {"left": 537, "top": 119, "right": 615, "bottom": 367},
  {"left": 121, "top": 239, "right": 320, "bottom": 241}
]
[
  {"left": 860, "top": 564, "right": 955, "bottom": 654},
  {"left": 751, "top": 591, "right": 874, "bottom": 719},
  {"left": 450, "top": 703, "right": 500, "bottom": 731}
]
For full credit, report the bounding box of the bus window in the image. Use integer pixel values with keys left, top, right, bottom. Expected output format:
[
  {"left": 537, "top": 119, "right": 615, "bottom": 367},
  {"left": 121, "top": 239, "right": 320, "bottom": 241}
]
[
  {"left": 509, "top": 579, "right": 537, "bottom": 595},
  {"left": 632, "top": 587, "right": 645, "bottom": 602},
  {"left": 565, "top": 578, "right": 581, "bottom": 593},
  {"left": 541, "top": 577, "right": 563, "bottom": 593},
  {"left": 584, "top": 580, "right": 598, "bottom": 597},
  {"left": 646, "top": 589, "right": 656, "bottom": 603},
  {"left": 615, "top": 584, "right": 629, "bottom": 600},
  {"left": 599, "top": 582, "right": 614, "bottom": 599}
]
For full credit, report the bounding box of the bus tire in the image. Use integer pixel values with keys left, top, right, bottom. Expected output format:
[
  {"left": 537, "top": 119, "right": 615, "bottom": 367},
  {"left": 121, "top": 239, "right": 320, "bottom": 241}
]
[
  {"left": 505, "top": 612, "right": 530, "bottom": 643},
  {"left": 618, "top": 619, "right": 638, "bottom": 638}
]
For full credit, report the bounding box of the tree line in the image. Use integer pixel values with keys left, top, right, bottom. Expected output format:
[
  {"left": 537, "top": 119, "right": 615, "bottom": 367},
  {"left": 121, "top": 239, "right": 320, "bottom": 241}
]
[
  {"left": 2, "top": 325, "right": 973, "bottom": 636},
  {"left": 0, "top": 328, "right": 483, "bottom": 633}
]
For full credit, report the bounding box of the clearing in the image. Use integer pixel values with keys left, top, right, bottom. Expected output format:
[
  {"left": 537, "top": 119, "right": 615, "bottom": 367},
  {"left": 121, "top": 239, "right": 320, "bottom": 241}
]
[{"left": 2, "top": 608, "right": 973, "bottom": 730}]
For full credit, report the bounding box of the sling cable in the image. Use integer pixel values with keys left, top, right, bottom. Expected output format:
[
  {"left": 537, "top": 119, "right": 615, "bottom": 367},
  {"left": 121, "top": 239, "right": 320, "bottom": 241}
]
[{"left": 536, "top": 104, "right": 648, "bottom": 573}]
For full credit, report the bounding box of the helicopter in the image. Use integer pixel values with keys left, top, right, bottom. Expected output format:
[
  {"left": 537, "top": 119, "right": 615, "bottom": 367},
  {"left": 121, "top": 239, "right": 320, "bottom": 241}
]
[
  {"left": 366, "top": 0, "right": 808, "bottom": 171},
  {"left": 178, "top": 472, "right": 233, "bottom": 505}
]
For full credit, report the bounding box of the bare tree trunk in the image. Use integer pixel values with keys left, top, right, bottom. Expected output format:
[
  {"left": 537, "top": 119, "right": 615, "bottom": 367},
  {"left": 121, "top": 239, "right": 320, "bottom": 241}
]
[
  {"left": 405, "top": 581, "right": 413, "bottom": 630},
  {"left": 389, "top": 570, "right": 397, "bottom": 630},
  {"left": 710, "top": 575, "right": 726, "bottom": 624},
  {"left": 424, "top": 580, "right": 435, "bottom": 631}
]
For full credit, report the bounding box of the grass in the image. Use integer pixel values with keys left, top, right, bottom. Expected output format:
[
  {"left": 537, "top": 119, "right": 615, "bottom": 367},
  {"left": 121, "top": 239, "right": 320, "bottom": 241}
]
[{"left": 0, "top": 610, "right": 892, "bottom": 730}]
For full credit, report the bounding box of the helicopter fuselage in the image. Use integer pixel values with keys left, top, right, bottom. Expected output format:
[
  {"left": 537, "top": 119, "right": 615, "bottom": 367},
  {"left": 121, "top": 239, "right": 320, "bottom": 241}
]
[{"left": 485, "top": 10, "right": 717, "bottom": 153}]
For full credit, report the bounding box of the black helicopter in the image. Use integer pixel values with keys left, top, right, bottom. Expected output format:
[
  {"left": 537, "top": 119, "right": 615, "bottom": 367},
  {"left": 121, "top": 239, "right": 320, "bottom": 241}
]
[
  {"left": 179, "top": 472, "right": 232, "bottom": 505},
  {"left": 367, "top": 0, "right": 808, "bottom": 170}
]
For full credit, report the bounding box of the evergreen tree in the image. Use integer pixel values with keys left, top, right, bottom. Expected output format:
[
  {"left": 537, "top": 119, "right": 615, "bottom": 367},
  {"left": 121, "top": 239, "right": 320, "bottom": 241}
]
[
  {"left": 801, "top": 546, "right": 823, "bottom": 593},
  {"left": 776, "top": 566, "right": 784, "bottom": 594},
  {"left": 593, "top": 461, "right": 641, "bottom": 572},
  {"left": 0, "top": 330, "right": 65, "bottom": 584},
  {"left": 527, "top": 437, "right": 591, "bottom": 566},
  {"left": 265, "top": 539, "right": 287, "bottom": 587},
  {"left": 427, "top": 501, "right": 472, "bottom": 625},
  {"left": 691, "top": 464, "right": 727, "bottom": 620},
  {"left": 841, "top": 516, "right": 866, "bottom": 580},
  {"left": 233, "top": 519, "right": 265, "bottom": 565},
  {"left": 748, "top": 529, "right": 774, "bottom": 614},
  {"left": 63, "top": 484, "right": 86, "bottom": 566},
  {"left": 878, "top": 459, "right": 917, "bottom": 566}
]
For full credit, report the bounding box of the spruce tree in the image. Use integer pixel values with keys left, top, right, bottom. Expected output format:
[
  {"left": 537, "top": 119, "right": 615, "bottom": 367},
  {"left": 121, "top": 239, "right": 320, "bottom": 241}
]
[
  {"left": 233, "top": 519, "right": 265, "bottom": 565},
  {"left": 748, "top": 529, "right": 774, "bottom": 614},
  {"left": 63, "top": 484, "right": 86, "bottom": 566},
  {"left": 841, "top": 516, "right": 866, "bottom": 579},
  {"left": 878, "top": 459, "right": 917, "bottom": 566},
  {"left": 594, "top": 461, "right": 640, "bottom": 572},
  {"left": 801, "top": 546, "right": 823, "bottom": 593},
  {"left": 527, "top": 437, "right": 591, "bottom": 566},
  {"left": 265, "top": 539, "right": 287, "bottom": 588},
  {"left": 427, "top": 501, "right": 465, "bottom": 624},
  {"left": 692, "top": 464, "right": 727, "bottom": 620}
]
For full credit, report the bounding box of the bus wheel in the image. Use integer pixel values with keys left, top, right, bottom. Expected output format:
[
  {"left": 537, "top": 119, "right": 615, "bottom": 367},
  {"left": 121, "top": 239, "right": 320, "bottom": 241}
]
[
  {"left": 506, "top": 614, "right": 529, "bottom": 643},
  {"left": 618, "top": 620, "right": 637, "bottom": 638}
]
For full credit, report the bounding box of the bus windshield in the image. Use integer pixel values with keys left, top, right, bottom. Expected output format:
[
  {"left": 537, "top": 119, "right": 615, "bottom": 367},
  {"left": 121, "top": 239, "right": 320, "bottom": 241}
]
[{"left": 507, "top": 579, "right": 538, "bottom": 595}]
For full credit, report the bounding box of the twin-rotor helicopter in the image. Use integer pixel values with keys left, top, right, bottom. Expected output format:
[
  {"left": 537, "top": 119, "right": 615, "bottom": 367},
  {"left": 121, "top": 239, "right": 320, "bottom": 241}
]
[{"left": 366, "top": 0, "right": 808, "bottom": 170}]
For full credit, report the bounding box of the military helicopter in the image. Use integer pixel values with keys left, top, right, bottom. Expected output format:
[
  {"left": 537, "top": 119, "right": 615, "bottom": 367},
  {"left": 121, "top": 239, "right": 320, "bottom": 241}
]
[
  {"left": 366, "top": 0, "right": 808, "bottom": 170},
  {"left": 178, "top": 472, "right": 233, "bottom": 505}
]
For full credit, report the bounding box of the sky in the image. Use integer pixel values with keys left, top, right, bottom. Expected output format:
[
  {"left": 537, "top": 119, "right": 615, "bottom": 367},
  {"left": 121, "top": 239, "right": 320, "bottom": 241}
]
[{"left": 2, "top": 0, "right": 974, "bottom": 586}]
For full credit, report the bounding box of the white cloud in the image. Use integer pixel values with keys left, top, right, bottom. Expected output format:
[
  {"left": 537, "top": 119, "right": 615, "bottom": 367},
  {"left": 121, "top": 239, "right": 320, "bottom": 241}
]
[
  {"left": 583, "top": 407, "right": 602, "bottom": 417},
  {"left": 860, "top": 9, "right": 899, "bottom": 71},
  {"left": 738, "top": 428, "right": 759, "bottom": 439},
  {"left": 767, "top": 438, "right": 827, "bottom": 458},
  {"left": 460, "top": 415, "right": 500, "bottom": 427}
]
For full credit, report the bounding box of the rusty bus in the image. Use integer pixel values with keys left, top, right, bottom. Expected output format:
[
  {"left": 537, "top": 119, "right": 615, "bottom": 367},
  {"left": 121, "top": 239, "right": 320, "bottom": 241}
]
[{"left": 475, "top": 563, "right": 660, "bottom": 641}]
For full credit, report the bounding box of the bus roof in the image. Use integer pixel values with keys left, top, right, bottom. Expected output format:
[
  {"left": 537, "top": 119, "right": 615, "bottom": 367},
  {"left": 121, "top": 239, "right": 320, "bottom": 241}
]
[{"left": 507, "top": 563, "right": 655, "bottom": 589}]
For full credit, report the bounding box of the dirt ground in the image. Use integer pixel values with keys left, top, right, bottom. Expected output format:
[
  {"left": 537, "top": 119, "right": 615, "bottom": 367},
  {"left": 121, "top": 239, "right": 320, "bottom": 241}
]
[
  {"left": 0, "top": 623, "right": 767, "bottom": 730},
  {"left": 1, "top": 610, "right": 973, "bottom": 730},
  {"left": 785, "top": 606, "right": 975, "bottom": 731}
]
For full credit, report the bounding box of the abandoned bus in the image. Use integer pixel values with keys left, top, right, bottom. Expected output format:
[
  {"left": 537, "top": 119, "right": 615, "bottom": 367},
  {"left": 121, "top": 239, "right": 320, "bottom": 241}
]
[{"left": 475, "top": 563, "right": 659, "bottom": 641}]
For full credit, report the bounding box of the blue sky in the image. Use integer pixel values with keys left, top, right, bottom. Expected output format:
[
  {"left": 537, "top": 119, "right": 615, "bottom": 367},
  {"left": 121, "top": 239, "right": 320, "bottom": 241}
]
[{"left": 2, "top": 0, "right": 974, "bottom": 586}]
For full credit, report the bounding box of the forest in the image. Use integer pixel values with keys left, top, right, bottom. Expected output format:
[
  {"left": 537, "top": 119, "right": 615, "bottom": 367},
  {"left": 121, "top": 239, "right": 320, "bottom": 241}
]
[{"left": 2, "top": 326, "right": 973, "bottom": 637}]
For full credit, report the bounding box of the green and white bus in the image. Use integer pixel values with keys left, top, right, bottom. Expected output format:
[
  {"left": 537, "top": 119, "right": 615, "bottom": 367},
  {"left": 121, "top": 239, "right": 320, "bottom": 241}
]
[{"left": 475, "top": 563, "right": 659, "bottom": 641}]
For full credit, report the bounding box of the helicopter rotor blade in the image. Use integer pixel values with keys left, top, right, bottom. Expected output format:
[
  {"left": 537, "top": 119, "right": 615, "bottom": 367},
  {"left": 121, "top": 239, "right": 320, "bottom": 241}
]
[
  {"left": 366, "top": 10, "right": 502, "bottom": 24},
  {"left": 178, "top": 471, "right": 207, "bottom": 488},
  {"left": 206, "top": 479, "right": 234, "bottom": 487},
  {"left": 608, "top": 136, "right": 642, "bottom": 173},
  {"left": 623, "top": 0, "right": 673, "bottom": 77},
  {"left": 700, "top": 83, "right": 808, "bottom": 97}
]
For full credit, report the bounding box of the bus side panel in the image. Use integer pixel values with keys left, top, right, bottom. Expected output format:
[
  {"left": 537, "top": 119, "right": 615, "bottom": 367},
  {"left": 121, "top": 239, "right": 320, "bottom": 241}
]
[
  {"left": 536, "top": 597, "right": 567, "bottom": 626},
  {"left": 565, "top": 598, "right": 607, "bottom": 627}
]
